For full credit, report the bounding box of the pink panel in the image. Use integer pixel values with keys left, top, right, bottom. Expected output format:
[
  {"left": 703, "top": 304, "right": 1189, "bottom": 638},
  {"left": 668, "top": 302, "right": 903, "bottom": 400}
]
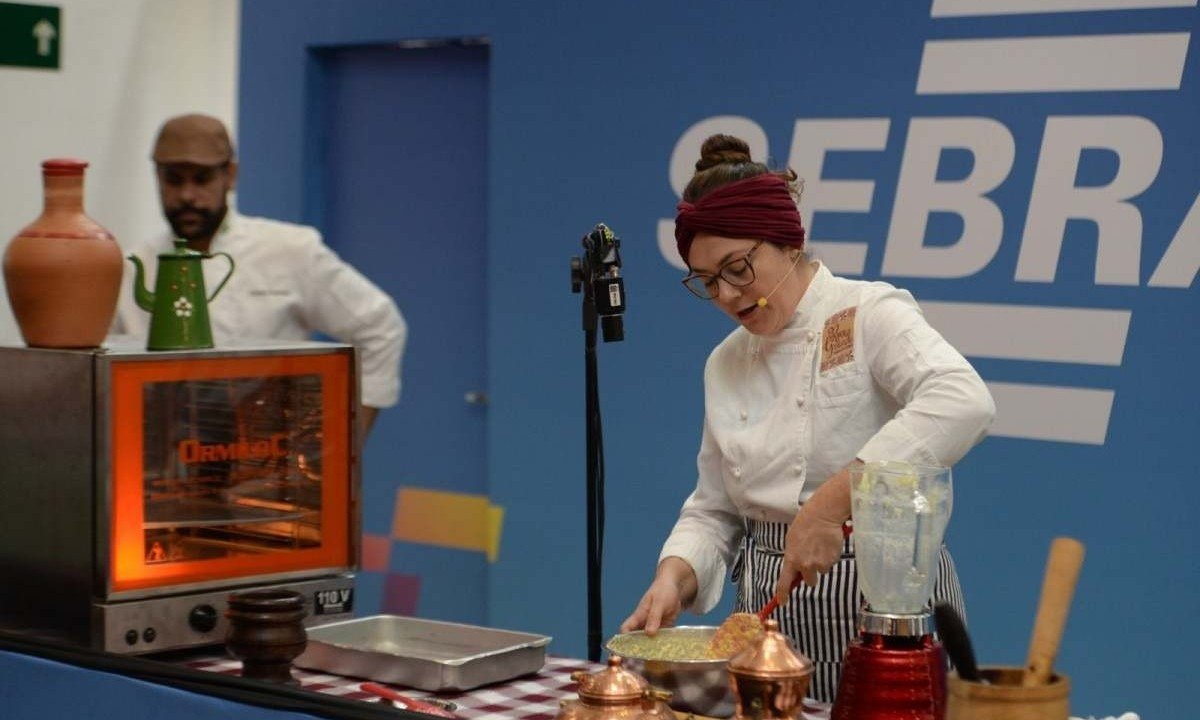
[
  {"left": 360, "top": 533, "right": 392, "bottom": 572},
  {"left": 382, "top": 573, "right": 422, "bottom": 616}
]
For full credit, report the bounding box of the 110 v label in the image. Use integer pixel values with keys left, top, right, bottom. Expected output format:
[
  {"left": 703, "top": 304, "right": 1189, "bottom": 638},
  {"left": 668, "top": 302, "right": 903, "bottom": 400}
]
[{"left": 314, "top": 588, "right": 354, "bottom": 615}]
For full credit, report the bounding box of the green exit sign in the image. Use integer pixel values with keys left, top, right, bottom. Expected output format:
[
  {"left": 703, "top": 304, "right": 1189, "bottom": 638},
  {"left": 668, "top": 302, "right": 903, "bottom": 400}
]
[{"left": 0, "top": 2, "right": 60, "bottom": 70}]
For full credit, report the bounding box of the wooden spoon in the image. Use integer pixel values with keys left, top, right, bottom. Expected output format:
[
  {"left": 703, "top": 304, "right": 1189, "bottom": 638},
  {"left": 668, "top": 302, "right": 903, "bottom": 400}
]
[{"left": 1022, "top": 536, "right": 1085, "bottom": 686}]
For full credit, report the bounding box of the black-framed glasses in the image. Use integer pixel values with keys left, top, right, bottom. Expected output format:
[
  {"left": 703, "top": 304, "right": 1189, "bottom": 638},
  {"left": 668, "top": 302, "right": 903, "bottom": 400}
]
[{"left": 681, "top": 240, "right": 765, "bottom": 300}]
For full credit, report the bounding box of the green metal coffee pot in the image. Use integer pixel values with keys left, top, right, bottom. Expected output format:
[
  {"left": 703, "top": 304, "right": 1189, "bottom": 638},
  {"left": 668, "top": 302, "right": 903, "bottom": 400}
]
[{"left": 127, "top": 239, "right": 235, "bottom": 350}]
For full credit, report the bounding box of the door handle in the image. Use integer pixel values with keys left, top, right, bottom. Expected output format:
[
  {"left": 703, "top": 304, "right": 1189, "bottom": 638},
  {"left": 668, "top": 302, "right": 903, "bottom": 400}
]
[{"left": 464, "top": 391, "right": 489, "bottom": 406}]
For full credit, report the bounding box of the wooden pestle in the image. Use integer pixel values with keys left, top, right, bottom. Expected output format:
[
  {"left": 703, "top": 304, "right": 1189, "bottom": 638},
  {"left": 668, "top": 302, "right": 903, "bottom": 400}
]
[{"left": 1022, "top": 537, "right": 1085, "bottom": 686}]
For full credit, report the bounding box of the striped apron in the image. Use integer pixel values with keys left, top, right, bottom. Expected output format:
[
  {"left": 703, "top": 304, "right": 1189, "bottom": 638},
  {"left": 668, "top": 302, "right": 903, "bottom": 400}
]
[{"left": 731, "top": 519, "right": 967, "bottom": 703}]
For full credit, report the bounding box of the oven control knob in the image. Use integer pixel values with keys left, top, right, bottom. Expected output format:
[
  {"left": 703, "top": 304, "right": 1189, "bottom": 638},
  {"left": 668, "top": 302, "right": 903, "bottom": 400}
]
[{"left": 189, "top": 604, "right": 219, "bottom": 633}]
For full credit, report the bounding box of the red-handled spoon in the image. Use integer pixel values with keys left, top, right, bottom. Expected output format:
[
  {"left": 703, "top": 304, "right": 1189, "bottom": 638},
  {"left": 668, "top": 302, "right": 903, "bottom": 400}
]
[
  {"left": 708, "top": 522, "right": 852, "bottom": 656},
  {"left": 360, "top": 683, "right": 460, "bottom": 718},
  {"left": 756, "top": 521, "right": 853, "bottom": 620}
]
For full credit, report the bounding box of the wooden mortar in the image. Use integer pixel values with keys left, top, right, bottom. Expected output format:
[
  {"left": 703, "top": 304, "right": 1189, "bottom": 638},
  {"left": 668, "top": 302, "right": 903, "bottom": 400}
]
[{"left": 947, "top": 667, "right": 1069, "bottom": 720}]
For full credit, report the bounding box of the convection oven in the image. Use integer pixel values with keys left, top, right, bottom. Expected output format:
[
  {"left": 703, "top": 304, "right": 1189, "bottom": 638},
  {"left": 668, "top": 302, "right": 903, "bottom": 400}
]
[{"left": 0, "top": 341, "right": 360, "bottom": 653}]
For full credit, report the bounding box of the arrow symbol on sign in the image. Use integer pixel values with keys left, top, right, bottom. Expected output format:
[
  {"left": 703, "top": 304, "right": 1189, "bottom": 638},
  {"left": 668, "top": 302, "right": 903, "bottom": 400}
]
[{"left": 32, "top": 19, "right": 56, "bottom": 57}]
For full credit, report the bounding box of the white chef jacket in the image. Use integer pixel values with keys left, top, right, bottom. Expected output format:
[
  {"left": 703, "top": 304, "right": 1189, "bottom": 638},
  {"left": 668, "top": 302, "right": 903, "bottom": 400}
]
[
  {"left": 111, "top": 211, "right": 407, "bottom": 409},
  {"left": 660, "top": 262, "right": 994, "bottom": 613}
]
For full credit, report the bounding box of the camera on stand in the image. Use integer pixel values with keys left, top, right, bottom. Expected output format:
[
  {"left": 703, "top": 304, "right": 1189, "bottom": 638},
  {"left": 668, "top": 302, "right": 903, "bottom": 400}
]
[
  {"left": 568, "top": 222, "right": 626, "bottom": 661},
  {"left": 571, "top": 223, "right": 625, "bottom": 343}
]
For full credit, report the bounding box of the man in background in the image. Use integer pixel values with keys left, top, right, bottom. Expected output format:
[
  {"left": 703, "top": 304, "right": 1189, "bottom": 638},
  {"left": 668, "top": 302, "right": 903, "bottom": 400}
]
[{"left": 111, "top": 113, "right": 406, "bottom": 433}]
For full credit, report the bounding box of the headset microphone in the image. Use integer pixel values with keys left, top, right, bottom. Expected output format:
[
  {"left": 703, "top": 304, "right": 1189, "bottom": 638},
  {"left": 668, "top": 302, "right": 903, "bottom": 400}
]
[{"left": 756, "top": 250, "right": 805, "bottom": 308}]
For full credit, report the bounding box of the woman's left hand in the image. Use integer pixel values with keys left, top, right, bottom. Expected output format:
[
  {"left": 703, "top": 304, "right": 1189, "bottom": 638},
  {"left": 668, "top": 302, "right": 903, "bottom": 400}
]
[
  {"left": 775, "top": 509, "right": 845, "bottom": 597},
  {"left": 773, "top": 462, "right": 856, "bottom": 603}
]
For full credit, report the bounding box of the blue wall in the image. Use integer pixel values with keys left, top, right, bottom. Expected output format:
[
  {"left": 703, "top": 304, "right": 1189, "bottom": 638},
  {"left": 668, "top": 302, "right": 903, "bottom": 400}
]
[{"left": 239, "top": 3, "right": 1199, "bottom": 717}]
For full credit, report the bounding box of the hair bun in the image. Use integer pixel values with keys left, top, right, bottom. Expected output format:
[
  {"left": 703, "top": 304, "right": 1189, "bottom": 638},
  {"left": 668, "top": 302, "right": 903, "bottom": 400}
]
[{"left": 695, "top": 134, "right": 752, "bottom": 172}]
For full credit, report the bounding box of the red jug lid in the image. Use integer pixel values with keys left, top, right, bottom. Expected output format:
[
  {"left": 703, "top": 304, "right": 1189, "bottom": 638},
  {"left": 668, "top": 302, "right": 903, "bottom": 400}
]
[{"left": 42, "top": 158, "right": 89, "bottom": 175}]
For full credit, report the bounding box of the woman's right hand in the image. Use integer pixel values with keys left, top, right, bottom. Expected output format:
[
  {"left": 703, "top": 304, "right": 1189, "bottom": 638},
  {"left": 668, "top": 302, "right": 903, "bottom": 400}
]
[{"left": 619, "top": 557, "right": 698, "bottom": 635}]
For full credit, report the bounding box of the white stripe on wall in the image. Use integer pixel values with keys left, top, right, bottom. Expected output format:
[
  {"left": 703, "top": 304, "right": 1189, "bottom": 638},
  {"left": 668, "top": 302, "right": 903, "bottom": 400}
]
[
  {"left": 917, "top": 33, "right": 1191, "bottom": 93},
  {"left": 807, "top": 241, "right": 869, "bottom": 276},
  {"left": 921, "top": 301, "right": 1131, "bottom": 366},
  {"left": 987, "top": 382, "right": 1114, "bottom": 444},
  {"left": 932, "top": 0, "right": 1196, "bottom": 16}
]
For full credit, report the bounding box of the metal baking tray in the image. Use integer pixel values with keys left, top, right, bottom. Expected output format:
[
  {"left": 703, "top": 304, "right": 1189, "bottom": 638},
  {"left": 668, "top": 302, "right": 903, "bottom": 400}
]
[{"left": 293, "top": 614, "right": 551, "bottom": 691}]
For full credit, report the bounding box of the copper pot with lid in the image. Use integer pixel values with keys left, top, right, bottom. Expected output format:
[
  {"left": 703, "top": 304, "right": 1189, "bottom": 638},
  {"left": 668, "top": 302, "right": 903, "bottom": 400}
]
[
  {"left": 727, "top": 619, "right": 814, "bottom": 720},
  {"left": 556, "top": 656, "right": 674, "bottom": 720}
]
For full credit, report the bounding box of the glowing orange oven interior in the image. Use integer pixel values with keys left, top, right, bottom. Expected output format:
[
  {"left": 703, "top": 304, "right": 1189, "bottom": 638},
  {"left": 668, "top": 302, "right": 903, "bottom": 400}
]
[{"left": 109, "top": 353, "right": 352, "bottom": 593}]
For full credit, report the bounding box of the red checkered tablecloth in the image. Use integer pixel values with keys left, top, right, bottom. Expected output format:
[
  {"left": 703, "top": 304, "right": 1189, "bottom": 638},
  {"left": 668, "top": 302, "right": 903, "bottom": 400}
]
[
  {"left": 184, "top": 653, "right": 599, "bottom": 720},
  {"left": 183, "top": 653, "right": 831, "bottom": 720}
]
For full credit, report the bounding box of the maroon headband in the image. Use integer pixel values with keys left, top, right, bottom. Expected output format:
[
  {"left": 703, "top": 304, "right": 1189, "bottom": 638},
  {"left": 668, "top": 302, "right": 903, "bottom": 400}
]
[{"left": 674, "top": 173, "right": 806, "bottom": 265}]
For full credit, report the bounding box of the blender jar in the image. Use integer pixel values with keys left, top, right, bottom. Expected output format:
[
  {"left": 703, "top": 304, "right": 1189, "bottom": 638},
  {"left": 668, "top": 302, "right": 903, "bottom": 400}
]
[{"left": 849, "top": 461, "right": 953, "bottom": 615}]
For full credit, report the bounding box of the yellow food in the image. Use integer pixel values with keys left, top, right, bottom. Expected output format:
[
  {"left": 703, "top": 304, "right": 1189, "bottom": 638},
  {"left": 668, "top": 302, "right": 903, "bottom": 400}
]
[
  {"left": 707, "top": 613, "right": 764, "bottom": 658},
  {"left": 608, "top": 628, "right": 733, "bottom": 661}
]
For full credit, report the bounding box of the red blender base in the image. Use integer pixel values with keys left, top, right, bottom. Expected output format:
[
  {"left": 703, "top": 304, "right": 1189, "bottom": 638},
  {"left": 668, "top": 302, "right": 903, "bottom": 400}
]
[{"left": 831, "top": 633, "right": 947, "bottom": 720}]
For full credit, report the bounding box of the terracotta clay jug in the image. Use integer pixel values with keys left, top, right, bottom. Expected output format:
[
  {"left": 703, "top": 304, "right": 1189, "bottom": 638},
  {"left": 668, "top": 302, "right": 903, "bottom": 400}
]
[{"left": 3, "top": 158, "right": 123, "bottom": 347}]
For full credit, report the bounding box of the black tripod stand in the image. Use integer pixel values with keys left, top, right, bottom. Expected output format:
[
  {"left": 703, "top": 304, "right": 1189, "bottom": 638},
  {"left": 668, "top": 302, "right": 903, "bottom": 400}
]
[{"left": 569, "top": 223, "right": 625, "bottom": 662}]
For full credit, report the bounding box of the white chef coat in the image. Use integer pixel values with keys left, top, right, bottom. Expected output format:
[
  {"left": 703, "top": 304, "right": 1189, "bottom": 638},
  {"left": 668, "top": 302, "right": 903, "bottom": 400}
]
[
  {"left": 112, "top": 211, "right": 407, "bottom": 409},
  {"left": 660, "top": 262, "right": 994, "bottom": 613}
]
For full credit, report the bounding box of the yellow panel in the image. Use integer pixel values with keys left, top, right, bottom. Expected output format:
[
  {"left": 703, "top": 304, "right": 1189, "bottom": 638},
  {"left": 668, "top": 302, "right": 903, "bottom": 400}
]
[{"left": 392, "top": 487, "right": 504, "bottom": 561}]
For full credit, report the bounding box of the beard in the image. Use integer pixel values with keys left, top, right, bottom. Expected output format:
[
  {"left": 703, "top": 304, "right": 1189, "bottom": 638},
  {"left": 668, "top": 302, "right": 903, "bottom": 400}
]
[{"left": 166, "top": 204, "right": 227, "bottom": 244}]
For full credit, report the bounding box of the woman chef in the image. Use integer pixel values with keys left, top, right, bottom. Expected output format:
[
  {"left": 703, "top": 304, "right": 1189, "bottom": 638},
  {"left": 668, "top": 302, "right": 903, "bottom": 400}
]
[{"left": 619, "top": 134, "right": 995, "bottom": 702}]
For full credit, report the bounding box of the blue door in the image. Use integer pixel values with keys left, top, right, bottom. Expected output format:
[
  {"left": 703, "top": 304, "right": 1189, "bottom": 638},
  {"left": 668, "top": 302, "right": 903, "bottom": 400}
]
[{"left": 309, "top": 42, "right": 489, "bottom": 622}]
